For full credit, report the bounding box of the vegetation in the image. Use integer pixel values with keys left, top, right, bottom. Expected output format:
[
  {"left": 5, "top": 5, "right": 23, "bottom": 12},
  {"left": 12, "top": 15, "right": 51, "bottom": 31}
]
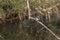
[{"left": 0, "top": 0, "right": 60, "bottom": 40}]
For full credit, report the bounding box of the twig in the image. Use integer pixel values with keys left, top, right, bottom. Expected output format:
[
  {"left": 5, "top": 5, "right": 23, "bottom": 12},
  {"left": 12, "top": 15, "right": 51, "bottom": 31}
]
[
  {"left": 30, "top": 17, "right": 60, "bottom": 40},
  {"left": 37, "top": 27, "right": 44, "bottom": 33}
]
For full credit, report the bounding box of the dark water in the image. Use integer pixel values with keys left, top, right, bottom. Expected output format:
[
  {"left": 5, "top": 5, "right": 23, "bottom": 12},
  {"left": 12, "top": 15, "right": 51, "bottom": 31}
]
[{"left": 0, "top": 18, "right": 60, "bottom": 40}]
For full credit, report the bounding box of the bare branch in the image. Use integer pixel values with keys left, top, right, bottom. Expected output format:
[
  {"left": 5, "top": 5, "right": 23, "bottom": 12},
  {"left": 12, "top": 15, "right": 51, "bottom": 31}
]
[
  {"left": 26, "top": 0, "right": 31, "bottom": 19},
  {"left": 30, "top": 17, "right": 60, "bottom": 40}
]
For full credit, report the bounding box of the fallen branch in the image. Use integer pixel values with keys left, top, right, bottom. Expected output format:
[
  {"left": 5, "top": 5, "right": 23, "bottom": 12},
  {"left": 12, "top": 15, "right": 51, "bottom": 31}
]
[{"left": 30, "top": 17, "right": 60, "bottom": 40}]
